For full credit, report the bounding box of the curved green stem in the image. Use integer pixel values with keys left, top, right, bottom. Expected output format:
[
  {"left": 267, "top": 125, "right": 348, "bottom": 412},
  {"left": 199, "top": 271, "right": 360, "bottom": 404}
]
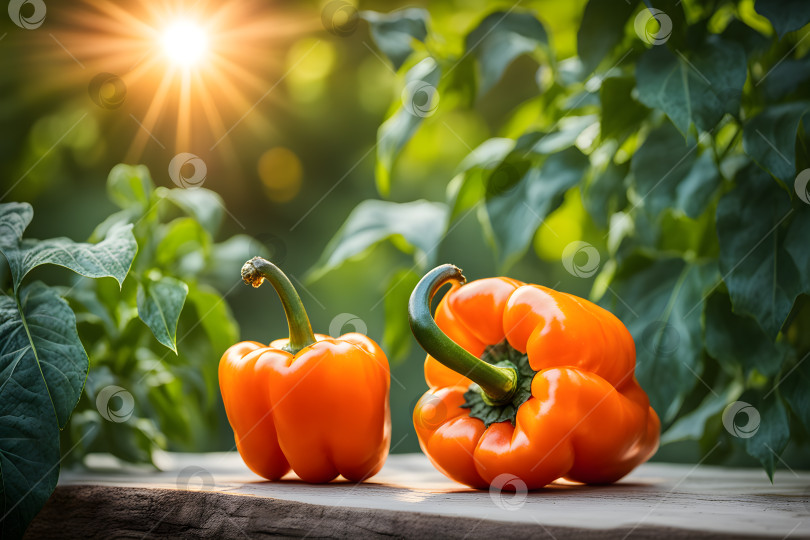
[
  {"left": 241, "top": 257, "right": 316, "bottom": 354},
  {"left": 408, "top": 264, "right": 518, "bottom": 404}
]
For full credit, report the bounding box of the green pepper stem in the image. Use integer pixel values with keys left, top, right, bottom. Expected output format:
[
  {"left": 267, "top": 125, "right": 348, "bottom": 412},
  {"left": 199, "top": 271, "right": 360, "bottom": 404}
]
[
  {"left": 241, "top": 257, "right": 316, "bottom": 354},
  {"left": 408, "top": 264, "right": 518, "bottom": 404}
]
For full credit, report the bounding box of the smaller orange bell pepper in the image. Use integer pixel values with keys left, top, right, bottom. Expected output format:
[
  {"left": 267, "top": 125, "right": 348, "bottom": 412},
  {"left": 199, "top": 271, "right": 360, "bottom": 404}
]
[
  {"left": 409, "top": 264, "right": 659, "bottom": 489},
  {"left": 219, "top": 257, "right": 390, "bottom": 483}
]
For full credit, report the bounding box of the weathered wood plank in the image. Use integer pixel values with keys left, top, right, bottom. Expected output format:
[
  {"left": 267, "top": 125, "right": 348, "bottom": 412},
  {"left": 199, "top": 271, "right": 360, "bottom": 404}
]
[{"left": 26, "top": 453, "right": 810, "bottom": 539}]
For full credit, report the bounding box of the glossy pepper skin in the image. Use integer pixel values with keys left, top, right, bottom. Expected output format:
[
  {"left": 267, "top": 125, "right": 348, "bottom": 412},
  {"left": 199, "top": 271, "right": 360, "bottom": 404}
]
[
  {"left": 409, "top": 264, "right": 659, "bottom": 490},
  {"left": 219, "top": 257, "right": 390, "bottom": 483}
]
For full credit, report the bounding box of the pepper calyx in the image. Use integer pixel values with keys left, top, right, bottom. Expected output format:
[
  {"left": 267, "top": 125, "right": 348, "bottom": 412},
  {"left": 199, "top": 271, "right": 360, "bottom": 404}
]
[{"left": 462, "top": 340, "right": 537, "bottom": 427}]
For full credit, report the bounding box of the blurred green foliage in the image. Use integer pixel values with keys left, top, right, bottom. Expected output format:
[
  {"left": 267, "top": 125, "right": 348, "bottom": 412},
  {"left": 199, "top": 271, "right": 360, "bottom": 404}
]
[{"left": 1, "top": 0, "right": 809, "bottom": 478}]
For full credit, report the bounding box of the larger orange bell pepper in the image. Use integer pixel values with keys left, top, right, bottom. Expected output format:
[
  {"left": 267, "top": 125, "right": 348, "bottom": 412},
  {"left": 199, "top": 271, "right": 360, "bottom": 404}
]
[
  {"left": 409, "top": 264, "right": 659, "bottom": 489},
  {"left": 219, "top": 257, "right": 390, "bottom": 483}
]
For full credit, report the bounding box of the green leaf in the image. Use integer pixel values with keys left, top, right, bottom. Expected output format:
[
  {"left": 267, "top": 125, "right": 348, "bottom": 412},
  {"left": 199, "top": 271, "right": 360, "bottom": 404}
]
[
  {"left": 716, "top": 165, "right": 801, "bottom": 339},
  {"left": 375, "top": 58, "right": 441, "bottom": 196},
  {"left": 635, "top": 36, "right": 747, "bottom": 135},
  {"left": 308, "top": 200, "right": 448, "bottom": 281},
  {"left": 630, "top": 122, "right": 698, "bottom": 216},
  {"left": 107, "top": 164, "right": 154, "bottom": 211},
  {"left": 661, "top": 381, "right": 742, "bottom": 444},
  {"left": 784, "top": 207, "right": 810, "bottom": 294},
  {"left": 447, "top": 138, "right": 516, "bottom": 220},
  {"left": 465, "top": 11, "right": 549, "bottom": 96},
  {"left": 754, "top": 0, "right": 810, "bottom": 38},
  {"left": 157, "top": 186, "right": 225, "bottom": 236},
  {"left": 577, "top": 0, "right": 639, "bottom": 75},
  {"left": 136, "top": 274, "right": 189, "bottom": 353},
  {"left": 155, "top": 217, "right": 210, "bottom": 268},
  {"left": 0, "top": 202, "right": 137, "bottom": 292},
  {"left": 361, "top": 8, "right": 428, "bottom": 71},
  {"left": 705, "top": 293, "right": 787, "bottom": 377},
  {"left": 600, "top": 76, "right": 649, "bottom": 142},
  {"left": 0, "top": 282, "right": 90, "bottom": 538},
  {"left": 582, "top": 158, "right": 628, "bottom": 229},
  {"left": 382, "top": 269, "right": 421, "bottom": 364},
  {"left": 483, "top": 147, "right": 589, "bottom": 270},
  {"left": 742, "top": 102, "right": 810, "bottom": 184},
  {"left": 739, "top": 390, "right": 790, "bottom": 481},
  {"left": 781, "top": 357, "right": 810, "bottom": 434},
  {"left": 186, "top": 283, "right": 239, "bottom": 356},
  {"left": 762, "top": 57, "right": 810, "bottom": 102},
  {"left": 675, "top": 151, "right": 722, "bottom": 219},
  {"left": 603, "top": 257, "right": 718, "bottom": 421}
]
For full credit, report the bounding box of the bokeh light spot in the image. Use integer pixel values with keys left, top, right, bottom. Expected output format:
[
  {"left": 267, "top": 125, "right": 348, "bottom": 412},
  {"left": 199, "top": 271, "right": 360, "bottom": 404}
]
[{"left": 258, "top": 147, "right": 303, "bottom": 202}]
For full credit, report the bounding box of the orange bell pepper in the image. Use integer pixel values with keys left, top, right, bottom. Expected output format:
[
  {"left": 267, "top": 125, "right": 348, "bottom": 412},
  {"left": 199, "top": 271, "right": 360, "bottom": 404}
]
[
  {"left": 409, "top": 264, "right": 659, "bottom": 489},
  {"left": 219, "top": 257, "right": 390, "bottom": 483}
]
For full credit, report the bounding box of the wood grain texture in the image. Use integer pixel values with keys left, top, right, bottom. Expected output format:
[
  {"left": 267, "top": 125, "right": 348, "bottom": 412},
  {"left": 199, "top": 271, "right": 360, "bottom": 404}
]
[{"left": 25, "top": 453, "right": 810, "bottom": 539}]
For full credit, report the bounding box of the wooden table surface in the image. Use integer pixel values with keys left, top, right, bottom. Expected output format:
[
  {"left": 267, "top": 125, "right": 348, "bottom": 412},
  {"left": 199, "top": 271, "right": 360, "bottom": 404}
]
[{"left": 27, "top": 452, "right": 810, "bottom": 539}]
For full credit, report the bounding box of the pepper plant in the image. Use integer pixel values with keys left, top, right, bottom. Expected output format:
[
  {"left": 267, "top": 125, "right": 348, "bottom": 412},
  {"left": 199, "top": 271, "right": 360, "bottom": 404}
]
[{"left": 311, "top": 0, "right": 810, "bottom": 476}]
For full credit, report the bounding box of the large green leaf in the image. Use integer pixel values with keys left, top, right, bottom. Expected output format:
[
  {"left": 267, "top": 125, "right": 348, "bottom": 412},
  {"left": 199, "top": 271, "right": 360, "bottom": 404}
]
[
  {"left": 784, "top": 207, "right": 810, "bottom": 294},
  {"left": 483, "top": 147, "right": 589, "bottom": 270},
  {"left": 375, "top": 58, "right": 441, "bottom": 196},
  {"left": 781, "top": 358, "right": 810, "bottom": 435},
  {"left": 157, "top": 186, "right": 225, "bottom": 236},
  {"left": 630, "top": 122, "right": 698, "bottom": 216},
  {"left": 600, "top": 76, "right": 649, "bottom": 142},
  {"left": 661, "top": 381, "right": 742, "bottom": 444},
  {"left": 136, "top": 275, "right": 189, "bottom": 353},
  {"left": 107, "top": 164, "right": 154, "bottom": 211},
  {"left": 465, "top": 11, "right": 549, "bottom": 96},
  {"left": 308, "top": 199, "right": 448, "bottom": 281},
  {"left": 754, "top": 0, "right": 810, "bottom": 38},
  {"left": 0, "top": 282, "right": 89, "bottom": 538},
  {"left": 577, "top": 0, "right": 639, "bottom": 75},
  {"left": 635, "top": 36, "right": 747, "bottom": 135},
  {"left": 738, "top": 390, "right": 790, "bottom": 480},
  {"left": 0, "top": 203, "right": 137, "bottom": 293},
  {"left": 674, "top": 151, "right": 721, "bottom": 219},
  {"left": 705, "top": 293, "right": 787, "bottom": 377},
  {"left": 446, "top": 137, "right": 516, "bottom": 220},
  {"left": 186, "top": 283, "right": 239, "bottom": 356},
  {"left": 382, "top": 269, "right": 421, "bottom": 364},
  {"left": 762, "top": 57, "right": 810, "bottom": 102},
  {"left": 742, "top": 102, "right": 810, "bottom": 184},
  {"left": 716, "top": 165, "right": 801, "bottom": 339},
  {"left": 361, "top": 8, "right": 428, "bottom": 71},
  {"left": 582, "top": 158, "right": 628, "bottom": 229},
  {"left": 603, "top": 257, "right": 718, "bottom": 421}
]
